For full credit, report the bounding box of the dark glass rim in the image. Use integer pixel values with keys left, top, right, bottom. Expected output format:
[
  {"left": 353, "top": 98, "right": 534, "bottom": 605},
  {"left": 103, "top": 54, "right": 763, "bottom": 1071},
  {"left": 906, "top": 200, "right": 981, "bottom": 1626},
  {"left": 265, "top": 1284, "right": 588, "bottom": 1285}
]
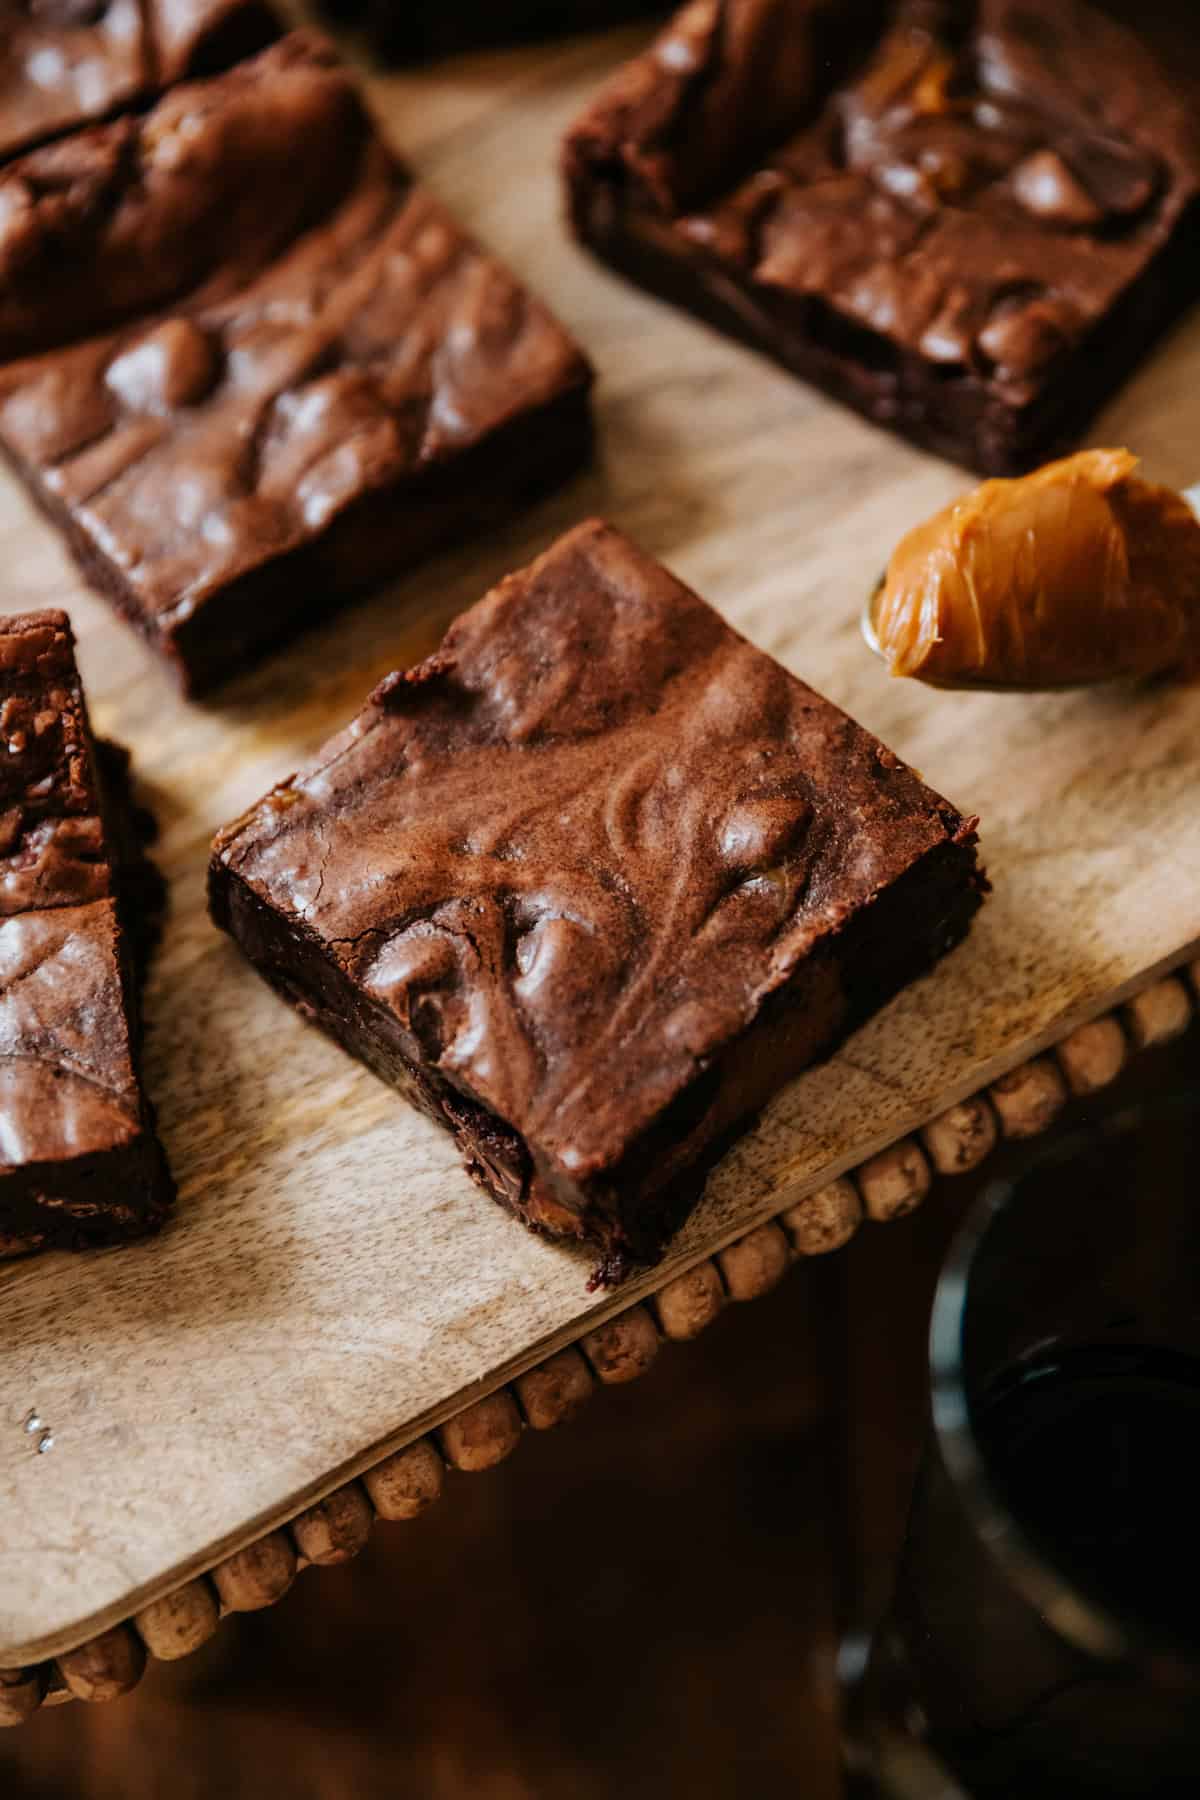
[{"left": 928, "top": 1088, "right": 1200, "bottom": 1679}]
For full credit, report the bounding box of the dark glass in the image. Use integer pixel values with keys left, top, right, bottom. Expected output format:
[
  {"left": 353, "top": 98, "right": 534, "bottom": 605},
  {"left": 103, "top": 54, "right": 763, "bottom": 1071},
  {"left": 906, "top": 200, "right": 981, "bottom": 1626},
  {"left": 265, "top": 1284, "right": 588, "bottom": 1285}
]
[
  {"left": 846, "top": 1091, "right": 1200, "bottom": 1799},
  {"left": 974, "top": 1341, "right": 1200, "bottom": 1652}
]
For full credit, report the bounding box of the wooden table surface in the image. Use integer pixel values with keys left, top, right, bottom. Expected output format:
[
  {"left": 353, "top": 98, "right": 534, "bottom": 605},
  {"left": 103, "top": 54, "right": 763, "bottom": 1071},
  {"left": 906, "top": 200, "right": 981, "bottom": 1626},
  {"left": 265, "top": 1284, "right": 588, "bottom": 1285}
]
[{"left": 2, "top": 17, "right": 1199, "bottom": 1668}]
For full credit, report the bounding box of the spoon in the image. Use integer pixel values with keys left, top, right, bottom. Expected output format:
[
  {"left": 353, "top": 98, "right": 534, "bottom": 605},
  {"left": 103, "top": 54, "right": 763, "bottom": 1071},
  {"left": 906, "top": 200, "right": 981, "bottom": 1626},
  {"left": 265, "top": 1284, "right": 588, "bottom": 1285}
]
[{"left": 861, "top": 478, "right": 1200, "bottom": 692}]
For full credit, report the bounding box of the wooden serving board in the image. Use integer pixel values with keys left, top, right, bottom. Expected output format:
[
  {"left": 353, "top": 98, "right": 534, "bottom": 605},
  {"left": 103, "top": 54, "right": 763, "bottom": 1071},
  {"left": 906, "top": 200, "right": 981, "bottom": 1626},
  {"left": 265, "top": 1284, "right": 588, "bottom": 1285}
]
[{"left": 2, "top": 20, "right": 1199, "bottom": 1669}]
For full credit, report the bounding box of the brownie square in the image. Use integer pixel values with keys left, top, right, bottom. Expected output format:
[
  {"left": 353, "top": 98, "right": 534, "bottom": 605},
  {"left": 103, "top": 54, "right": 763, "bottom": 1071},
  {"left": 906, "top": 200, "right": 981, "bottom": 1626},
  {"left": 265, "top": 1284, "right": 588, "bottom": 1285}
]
[
  {"left": 0, "top": 610, "right": 172, "bottom": 1255},
  {"left": 0, "top": 0, "right": 279, "bottom": 167},
  {"left": 0, "top": 34, "right": 594, "bottom": 694},
  {"left": 564, "top": 0, "right": 1200, "bottom": 475},
  {"left": 210, "top": 520, "right": 984, "bottom": 1274},
  {"left": 326, "top": 1, "right": 660, "bottom": 63}
]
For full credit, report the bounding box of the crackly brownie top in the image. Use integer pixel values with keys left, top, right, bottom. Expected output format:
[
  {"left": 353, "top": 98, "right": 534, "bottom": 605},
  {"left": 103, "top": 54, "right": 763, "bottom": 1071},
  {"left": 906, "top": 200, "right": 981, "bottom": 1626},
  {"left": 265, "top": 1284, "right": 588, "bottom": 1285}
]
[
  {"left": 0, "top": 609, "right": 112, "bottom": 915},
  {"left": 215, "top": 520, "right": 977, "bottom": 1180},
  {"left": 569, "top": 0, "right": 1200, "bottom": 404},
  {"left": 0, "top": 33, "right": 591, "bottom": 629},
  {"left": 0, "top": 899, "right": 141, "bottom": 1170},
  {"left": 0, "top": 0, "right": 277, "bottom": 168}
]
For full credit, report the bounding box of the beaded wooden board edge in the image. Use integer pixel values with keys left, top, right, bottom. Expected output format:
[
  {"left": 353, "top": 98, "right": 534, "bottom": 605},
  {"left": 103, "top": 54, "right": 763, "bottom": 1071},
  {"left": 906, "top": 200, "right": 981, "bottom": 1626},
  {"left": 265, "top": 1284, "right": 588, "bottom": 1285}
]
[{"left": 2, "top": 965, "right": 1195, "bottom": 1726}]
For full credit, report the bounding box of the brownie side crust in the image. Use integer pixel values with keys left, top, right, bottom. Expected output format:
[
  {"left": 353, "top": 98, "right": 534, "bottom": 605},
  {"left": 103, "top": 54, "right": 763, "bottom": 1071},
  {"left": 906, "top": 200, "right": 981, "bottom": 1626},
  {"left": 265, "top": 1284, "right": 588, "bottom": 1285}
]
[
  {"left": 564, "top": 0, "right": 1200, "bottom": 475},
  {"left": 210, "top": 520, "right": 984, "bottom": 1271},
  {"left": 0, "top": 33, "right": 595, "bottom": 695},
  {"left": 0, "top": 609, "right": 172, "bottom": 1256},
  {"left": 0, "top": 0, "right": 279, "bottom": 169}
]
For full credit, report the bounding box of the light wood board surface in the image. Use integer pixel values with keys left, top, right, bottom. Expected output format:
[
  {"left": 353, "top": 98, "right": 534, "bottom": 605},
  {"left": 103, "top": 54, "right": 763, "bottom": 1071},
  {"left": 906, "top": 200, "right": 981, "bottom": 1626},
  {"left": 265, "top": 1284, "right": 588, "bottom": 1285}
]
[{"left": 2, "top": 20, "right": 1200, "bottom": 1667}]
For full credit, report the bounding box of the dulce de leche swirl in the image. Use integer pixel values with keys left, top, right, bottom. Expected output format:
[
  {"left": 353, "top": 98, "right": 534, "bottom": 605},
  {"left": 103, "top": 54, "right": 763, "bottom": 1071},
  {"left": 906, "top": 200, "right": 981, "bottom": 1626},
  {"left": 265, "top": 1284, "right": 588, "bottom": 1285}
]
[{"left": 874, "top": 450, "right": 1200, "bottom": 688}]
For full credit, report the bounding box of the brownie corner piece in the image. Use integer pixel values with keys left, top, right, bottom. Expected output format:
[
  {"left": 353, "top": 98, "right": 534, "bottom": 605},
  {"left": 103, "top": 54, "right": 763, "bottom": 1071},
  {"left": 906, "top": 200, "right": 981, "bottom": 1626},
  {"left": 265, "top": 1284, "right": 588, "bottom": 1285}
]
[
  {"left": 210, "top": 519, "right": 983, "bottom": 1273},
  {"left": 0, "top": 33, "right": 594, "bottom": 695},
  {"left": 563, "top": 0, "right": 1200, "bottom": 474},
  {"left": 0, "top": 608, "right": 173, "bottom": 1256}
]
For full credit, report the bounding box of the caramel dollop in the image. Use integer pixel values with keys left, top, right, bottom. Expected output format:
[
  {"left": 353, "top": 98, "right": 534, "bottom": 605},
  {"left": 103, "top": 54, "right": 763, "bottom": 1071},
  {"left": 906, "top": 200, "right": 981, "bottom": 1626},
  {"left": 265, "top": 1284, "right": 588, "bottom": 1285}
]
[{"left": 874, "top": 450, "right": 1200, "bottom": 688}]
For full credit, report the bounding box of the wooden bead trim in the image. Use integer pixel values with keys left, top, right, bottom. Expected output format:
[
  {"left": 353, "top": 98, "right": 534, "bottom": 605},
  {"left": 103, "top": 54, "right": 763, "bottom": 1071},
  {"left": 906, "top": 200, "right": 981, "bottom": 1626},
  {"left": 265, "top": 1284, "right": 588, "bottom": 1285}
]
[
  {"left": 5, "top": 968, "right": 1193, "bottom": 1724},
  {"left": 579, "top": 1305, "right": 660, "bottom": 1386},
  {"left": 1123, "top": 977, "right": 1194, "bottom": 1051},
  {"left": 133, "top": 1581, "right": 221, "bottom": 1662},
  {"left": 55, "top": 1627, "right": 145, "bottom": 1704},
  {"left": 855, "top": 1138, "right": 932, "bottom": 1221},
  {"left": 988, "top": 1055, "right": 1068, "bottom": 1140},
  {"left": 920, "top": 1095, "right": 997, "bottom": 1175},
  {"left": 290, "top": 1482, "right": 374, "bottom": 1567},
  {"left": 362, "top": 1439, "right": 445, "bottom": 1521},
  {"left": 437, "top": 1390, "right": 524, "bottom": 1473},
  {"left": 515, "top": 1348, "right": 596, "bottom": 1430},
  {"left": 717, "top": 1220, "right": 792, "bottom": 1301},
  {"left": 0, "top": 1666, "right": 47, "bottom": 1729},
  {"left": 211, "top": 1532, "right": 297, "bottom": 1614},
  {"left": 1056, "top": 1015, "right": 1127, "bottom": 1097},
  {"left": 652, "top": 1260, "right": 726, "bottom": 1341},
  {"left": 778, "top": 1178, "right": 862, "bottom": 1255}
]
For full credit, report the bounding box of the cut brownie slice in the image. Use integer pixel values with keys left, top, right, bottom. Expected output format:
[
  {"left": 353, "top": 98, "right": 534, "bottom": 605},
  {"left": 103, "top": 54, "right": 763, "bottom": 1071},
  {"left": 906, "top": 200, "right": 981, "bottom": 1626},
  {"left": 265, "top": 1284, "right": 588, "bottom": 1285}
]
[
  {"left": 0, "top": 0, "right": 279, "bottom": 167},
  {"left": 210, "top": 520, "right": 984, "bottom": 1274},
  {"left": 564, "top": 0, "right": 1200, "bottom": 475},
  {"left": 0, "top": 606, "right": 110, "bottom": 917},
  {"left": 0, "top": 33, "right": 594, "bottom": 694},
  {"left": 0, "top": 609, "right": 172, "bottom": 1255},
  {"left": 324, "top": 0, "right": 659, "bottom": 63}
]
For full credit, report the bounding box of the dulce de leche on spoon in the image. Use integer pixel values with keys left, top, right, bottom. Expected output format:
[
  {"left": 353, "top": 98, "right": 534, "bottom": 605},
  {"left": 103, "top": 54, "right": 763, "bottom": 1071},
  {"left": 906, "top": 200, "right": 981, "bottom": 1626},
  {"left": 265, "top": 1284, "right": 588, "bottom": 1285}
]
[{"left": 868, "top": 450, "right": 1200, "bottom": 690}]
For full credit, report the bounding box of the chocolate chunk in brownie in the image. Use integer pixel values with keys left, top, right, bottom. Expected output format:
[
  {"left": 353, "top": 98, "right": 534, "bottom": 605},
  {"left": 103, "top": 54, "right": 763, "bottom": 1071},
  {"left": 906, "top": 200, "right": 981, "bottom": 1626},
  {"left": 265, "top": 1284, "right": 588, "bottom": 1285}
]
[{"left": 210, "top": 520, "right": 985, "bottom": 1275}]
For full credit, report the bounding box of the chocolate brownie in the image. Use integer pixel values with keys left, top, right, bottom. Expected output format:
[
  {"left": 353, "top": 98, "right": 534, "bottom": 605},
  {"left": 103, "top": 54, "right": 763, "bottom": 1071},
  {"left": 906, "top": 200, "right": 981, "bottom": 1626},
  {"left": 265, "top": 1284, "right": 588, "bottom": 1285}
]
[
  {"left": 326, "top": 1, "right": 659, "bottom": 63},
  {"left": 209, "top": 520, "right": 984, "bottom": 1276},
  {"left": 0, "top": 0, "right": 279, "bottom": 167},
  {"left": 0, "top": 609, "right": 173, "bottom": 1255},
  {"left": 0, "top": 34, "right": 594, "bottom": 694},
  {"left": 564, "top": 0, "right": 1200, "bottom": 475}
]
